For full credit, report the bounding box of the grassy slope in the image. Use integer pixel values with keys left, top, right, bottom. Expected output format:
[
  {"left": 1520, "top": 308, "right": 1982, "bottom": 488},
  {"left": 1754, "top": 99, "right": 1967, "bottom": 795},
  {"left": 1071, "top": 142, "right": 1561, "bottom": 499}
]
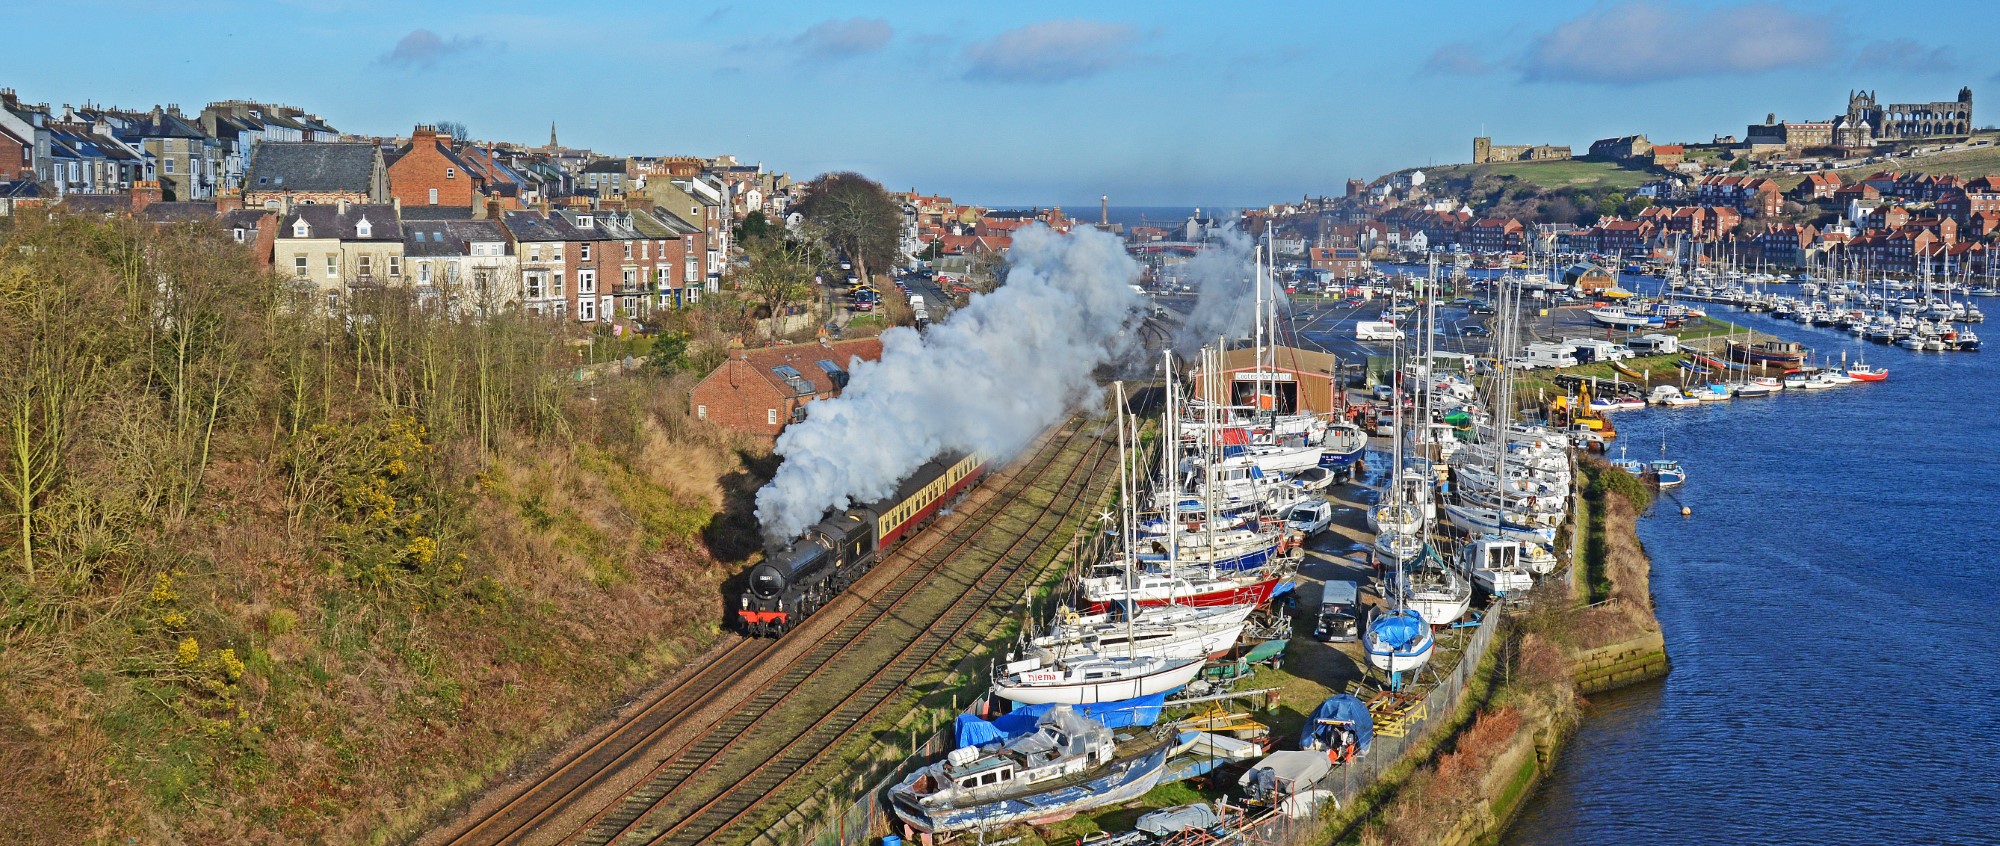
[
  {"left": 3, "top": 419, "right": 757, "bottom": 845},
  {"left": 1413, "top": 159, "right": 1658, "bottom": 193},
  {"left": 0, "top": 215, "right": 771, "bottom": 845}
]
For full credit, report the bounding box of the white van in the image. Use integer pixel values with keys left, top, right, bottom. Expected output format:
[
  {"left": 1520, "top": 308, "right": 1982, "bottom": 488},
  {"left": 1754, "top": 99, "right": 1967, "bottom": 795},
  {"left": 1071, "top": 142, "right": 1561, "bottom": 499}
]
[{"left": 1356, "top": 321, "right": 1405, "bottom": 341}]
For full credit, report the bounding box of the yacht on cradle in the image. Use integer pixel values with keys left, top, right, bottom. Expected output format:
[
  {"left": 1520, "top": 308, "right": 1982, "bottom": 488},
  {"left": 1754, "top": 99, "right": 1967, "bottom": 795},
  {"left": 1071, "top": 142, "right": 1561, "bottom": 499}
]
[{"left": 888, "top": 708, "right": 1178, "bottom": 834}]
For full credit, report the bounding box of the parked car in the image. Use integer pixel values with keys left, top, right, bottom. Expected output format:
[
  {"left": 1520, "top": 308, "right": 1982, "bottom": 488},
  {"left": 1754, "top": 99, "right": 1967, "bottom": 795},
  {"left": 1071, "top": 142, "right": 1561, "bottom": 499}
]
[
  {"left": 1285, "top": 501, "right": 1333, "bottom": 536},
  {"left": 1315, "top": 580, "right": 1361, "bottom": 643}
]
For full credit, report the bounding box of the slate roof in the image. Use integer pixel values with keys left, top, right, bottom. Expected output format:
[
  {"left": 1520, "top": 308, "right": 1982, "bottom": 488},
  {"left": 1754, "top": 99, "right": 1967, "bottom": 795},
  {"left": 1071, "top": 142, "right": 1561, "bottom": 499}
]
[
  {"left": 551, "top": 209, "right": 617, "bottom": 241},
  {"left": 246, "top": 142, "right": 378, "bottom": 193},
  {"left": 403, "top": 220, "right": 509, "bottom": 257},
  {"left": 500, "top": 209, "right": 582, "bottom": 243},
  {"left": 280, "top": 204, "right": 402, "bottom": 241},
  {"left": 400, "top": 206, "right": 474, "bottom": 221},
  {"left": 120, "top": 111, "right": 209, "bottom": 140}
]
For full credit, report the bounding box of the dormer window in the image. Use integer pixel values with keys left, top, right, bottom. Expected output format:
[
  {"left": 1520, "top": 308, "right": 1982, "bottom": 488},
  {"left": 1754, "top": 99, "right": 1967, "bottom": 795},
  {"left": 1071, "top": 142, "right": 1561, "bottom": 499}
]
[
  {"left": 293, "top": 219, "right": 309, "bottom": 238},
  {"left": 355, "top": 217, "right": 372, "bottom": 239},
  {"left": 578, "top": 215, "right": 593, "bottom": 228}
]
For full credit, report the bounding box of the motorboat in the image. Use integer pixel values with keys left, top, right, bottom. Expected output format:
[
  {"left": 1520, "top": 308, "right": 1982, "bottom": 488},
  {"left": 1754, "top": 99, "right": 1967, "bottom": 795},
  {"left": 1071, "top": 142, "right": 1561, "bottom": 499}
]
[
  {"left": 992, "top": 652, "right": 1205, "bottom": 705},
  {"left": 1734, "top": 378, "right": 1781, "bottom": 398},
  {"left": 1844, "top": 364, "right": 1889, "bottom": 382},
  {"left": 1649, "top": 385, "right": 1699, "bottom": 407},
  {"left": 889, "top": 708, "right": 1176, "bottom": 834},
  {"left": 1645, "top": 459, "right": 1686, "bottom": 487},
  {"left": 1464, "top": 535, "right": 1535, "bottom": 597}
]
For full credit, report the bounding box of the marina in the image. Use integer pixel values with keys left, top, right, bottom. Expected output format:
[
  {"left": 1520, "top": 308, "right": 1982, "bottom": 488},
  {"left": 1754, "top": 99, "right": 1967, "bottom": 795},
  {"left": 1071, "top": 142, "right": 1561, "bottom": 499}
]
[{"left": 1504, "top": 308, "right": 2000, "bottom": 845}]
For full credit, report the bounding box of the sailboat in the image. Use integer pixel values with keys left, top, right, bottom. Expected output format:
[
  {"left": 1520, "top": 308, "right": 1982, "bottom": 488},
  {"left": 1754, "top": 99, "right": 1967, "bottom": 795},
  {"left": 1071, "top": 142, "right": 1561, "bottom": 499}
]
[
  {"left": 1363, "top": 608, "right": 1434, "bottom": 674},
  {"left": 1396, "top": 276, "right": 1471, "bottom": 626}
]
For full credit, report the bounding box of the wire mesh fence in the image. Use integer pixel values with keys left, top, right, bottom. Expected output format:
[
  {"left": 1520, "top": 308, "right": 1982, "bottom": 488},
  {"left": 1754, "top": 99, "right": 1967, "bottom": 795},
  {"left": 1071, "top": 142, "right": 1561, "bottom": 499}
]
[{"left": 776, "top": 609, "right": 1501, "bottom": 846}]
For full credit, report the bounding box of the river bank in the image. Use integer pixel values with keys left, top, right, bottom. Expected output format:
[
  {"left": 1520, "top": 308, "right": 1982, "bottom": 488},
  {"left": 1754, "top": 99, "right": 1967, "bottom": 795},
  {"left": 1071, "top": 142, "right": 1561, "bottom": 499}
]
[
  {"left": 1505, "top": 305, "right": 2000, "bottom": 845},
  {"left": 1339, "top": 455, "right": 1668, "bottom": 846}
]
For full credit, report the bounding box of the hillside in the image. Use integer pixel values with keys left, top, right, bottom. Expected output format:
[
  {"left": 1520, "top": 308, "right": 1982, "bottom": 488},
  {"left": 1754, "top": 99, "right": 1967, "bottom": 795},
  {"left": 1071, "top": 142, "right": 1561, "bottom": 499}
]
[
  {"left": 1829, "top": 134, "right": 2000, "bottom": 179},
  {"left": 0, "top": 215, "right": 767, "bottom": 844},
  {"left": 1408, "top": 158, "right": 1660, "bottom": 193}
]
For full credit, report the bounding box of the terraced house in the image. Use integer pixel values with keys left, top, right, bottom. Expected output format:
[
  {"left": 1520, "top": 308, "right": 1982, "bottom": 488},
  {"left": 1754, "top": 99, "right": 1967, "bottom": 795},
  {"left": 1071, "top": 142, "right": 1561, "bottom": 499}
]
[
  {"left": 401, "top": 219, "right": 518, "bottom": 313},
  {"left": 274, "top": 201, "right": 405, "bottom": 306},
  {"left": 388, "top": 125, "right": 485, "bottom": 210}
]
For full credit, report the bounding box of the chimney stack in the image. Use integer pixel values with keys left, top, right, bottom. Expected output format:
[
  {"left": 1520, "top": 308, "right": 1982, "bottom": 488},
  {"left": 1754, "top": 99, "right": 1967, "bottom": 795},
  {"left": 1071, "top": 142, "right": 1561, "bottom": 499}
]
[{"left": 131, "top": 180, "right": 162, "bottom": 213}]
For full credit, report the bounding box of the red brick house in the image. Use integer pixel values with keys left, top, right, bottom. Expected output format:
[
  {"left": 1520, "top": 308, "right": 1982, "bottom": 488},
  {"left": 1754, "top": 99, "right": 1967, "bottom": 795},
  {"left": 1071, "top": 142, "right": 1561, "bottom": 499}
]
[
  {"left": 1791, "top": 172, "right": 1843, "bottom": 202},
  {"left": 0, "top": 124, "right": 30, "bottom": 180},
  {"left": 690, "top": 338, "right": 885, "bottom": 439},
  {"left": 1466, "top": 218, "right": 1524, "bottom": 253},
  {"left": 1309, "top": 247, "right": 1370, "bottom": 279},
  {"left": 388, "top": 125, "right": 485, "bottom": 210}
]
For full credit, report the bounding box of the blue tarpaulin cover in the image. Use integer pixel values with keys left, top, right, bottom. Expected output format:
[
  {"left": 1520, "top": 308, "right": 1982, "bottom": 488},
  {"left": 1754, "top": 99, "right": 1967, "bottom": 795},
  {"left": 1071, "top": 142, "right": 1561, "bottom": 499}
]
[
  {"left": 990, "top": 693, "right": 1167, "bottom": 737},
  {"left": 1300, "top": 694, "right": 1374, "bottom": 754},
  {"left": 954, "top": 713, "right": 1008, "bottom": 749}
]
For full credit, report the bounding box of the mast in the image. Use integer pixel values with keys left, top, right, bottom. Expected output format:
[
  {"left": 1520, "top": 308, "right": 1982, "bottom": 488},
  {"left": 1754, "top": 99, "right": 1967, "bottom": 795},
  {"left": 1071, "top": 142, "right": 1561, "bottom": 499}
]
[{"left": 1114, "top": 380, "right": 1136, "bottom": 659}]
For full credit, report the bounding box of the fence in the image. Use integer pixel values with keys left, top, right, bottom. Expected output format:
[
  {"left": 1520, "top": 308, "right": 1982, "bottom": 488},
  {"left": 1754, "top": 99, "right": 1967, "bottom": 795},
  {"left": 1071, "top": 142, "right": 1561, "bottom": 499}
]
[
  {"left": 765, "top": 426, "right": 1134, "bottom": 846},
  {"left": 766, "top": 420, "right": 1511, "bottom": 846}
]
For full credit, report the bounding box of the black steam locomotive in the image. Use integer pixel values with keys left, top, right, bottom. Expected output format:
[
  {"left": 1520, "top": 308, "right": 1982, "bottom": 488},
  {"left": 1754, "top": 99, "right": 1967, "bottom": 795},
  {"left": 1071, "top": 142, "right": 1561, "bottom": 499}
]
[{"left": 739, "top": 452, "right": 987, "bottom": 636}]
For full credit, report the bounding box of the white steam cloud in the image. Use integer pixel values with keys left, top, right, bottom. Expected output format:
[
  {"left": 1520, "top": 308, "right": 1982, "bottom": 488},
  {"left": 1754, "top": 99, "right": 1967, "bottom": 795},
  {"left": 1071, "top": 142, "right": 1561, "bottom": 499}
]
[
  {"left": 754, "top": 224, "right": 1143, "bottom": 543},
  {"left": 1172, "top": 226, "right": 1280, "bottom": 355}
]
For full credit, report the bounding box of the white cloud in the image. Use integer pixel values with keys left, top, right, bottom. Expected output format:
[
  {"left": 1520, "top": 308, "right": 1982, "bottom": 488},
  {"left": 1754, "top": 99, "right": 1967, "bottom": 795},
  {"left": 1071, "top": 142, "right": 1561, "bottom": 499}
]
[
  {"left": 962, "top": 19, "right": 1140, "bottom": 84},
  {"left": 1518, "top": 1, "right": 1834, "bottom": 84},
  {"left": 794, "top": 17, "right": 893, "bottom": 58}
]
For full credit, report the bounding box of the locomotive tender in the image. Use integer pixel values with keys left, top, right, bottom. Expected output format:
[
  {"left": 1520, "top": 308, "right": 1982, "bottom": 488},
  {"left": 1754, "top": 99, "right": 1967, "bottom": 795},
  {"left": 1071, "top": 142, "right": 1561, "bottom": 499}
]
[{"left": 739, "top": 452, "right": 988, "bottom": 635}]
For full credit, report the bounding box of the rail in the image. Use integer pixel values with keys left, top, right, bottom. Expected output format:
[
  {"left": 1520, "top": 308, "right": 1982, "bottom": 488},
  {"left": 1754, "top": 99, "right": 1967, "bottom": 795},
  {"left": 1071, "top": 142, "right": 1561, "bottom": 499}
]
[{"left": 435, "top": 421, "right": 1103, "bottom": 846}]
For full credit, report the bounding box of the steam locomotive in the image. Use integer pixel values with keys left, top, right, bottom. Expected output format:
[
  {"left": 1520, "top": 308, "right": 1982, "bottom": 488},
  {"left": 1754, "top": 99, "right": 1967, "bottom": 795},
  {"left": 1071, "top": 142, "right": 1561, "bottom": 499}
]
[{"left": 739, "top": 452, "right": 988, "bottom": 636}]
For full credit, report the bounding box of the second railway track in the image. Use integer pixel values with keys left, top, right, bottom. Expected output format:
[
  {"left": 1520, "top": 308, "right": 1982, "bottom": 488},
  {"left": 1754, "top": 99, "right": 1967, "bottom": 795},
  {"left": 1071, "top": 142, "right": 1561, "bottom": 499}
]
[{"left": 429, "top": 416, "right": 1116, "bottom": 846}]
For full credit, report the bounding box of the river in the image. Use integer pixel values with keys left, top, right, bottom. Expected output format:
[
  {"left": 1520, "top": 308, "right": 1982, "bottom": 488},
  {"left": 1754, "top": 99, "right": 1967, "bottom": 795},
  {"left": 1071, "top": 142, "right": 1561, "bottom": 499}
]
[{"left": 1503, "top": 303, "right": 2000, "bottom": 844}]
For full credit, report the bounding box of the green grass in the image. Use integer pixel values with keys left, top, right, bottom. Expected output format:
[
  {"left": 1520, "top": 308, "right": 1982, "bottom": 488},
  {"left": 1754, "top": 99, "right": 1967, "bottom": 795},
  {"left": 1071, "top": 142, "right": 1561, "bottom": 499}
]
[
  {"left": 1825, "top": 134, "right": 2000, "bottom": 179},
  {"left": 1419, "top": 158, "right": 1658, "bottom": 192}
]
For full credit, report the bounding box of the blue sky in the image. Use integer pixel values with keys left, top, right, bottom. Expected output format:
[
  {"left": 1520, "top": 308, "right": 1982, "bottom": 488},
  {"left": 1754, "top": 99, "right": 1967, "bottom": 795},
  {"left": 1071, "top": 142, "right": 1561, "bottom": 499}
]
[{"left": 5, "top": 0, "right": 1994, "bottom": 206}]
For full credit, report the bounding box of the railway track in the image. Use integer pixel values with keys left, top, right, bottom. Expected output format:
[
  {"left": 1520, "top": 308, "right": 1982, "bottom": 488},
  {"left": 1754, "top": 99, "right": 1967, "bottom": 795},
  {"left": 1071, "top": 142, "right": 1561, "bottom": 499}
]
[
  {"left": 616, "top": 426, "right": 1118, "bottom": 845},
  {"left": 429, "top": 417, "right": 1112, "bottom": 846}
]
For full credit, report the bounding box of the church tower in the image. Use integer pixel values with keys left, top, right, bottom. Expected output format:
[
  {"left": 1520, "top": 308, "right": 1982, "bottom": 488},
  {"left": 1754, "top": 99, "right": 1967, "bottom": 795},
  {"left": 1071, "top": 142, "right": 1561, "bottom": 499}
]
[{"left": 549, "top": 121, "right": 558, "bottom": 149}]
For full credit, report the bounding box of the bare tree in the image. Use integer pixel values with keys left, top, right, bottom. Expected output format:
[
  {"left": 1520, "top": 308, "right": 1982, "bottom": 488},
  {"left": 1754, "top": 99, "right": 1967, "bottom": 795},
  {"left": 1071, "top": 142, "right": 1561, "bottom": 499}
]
[
  {"left": 794, "top": 172, "right": 900, "bottom": 284},
  {"left": 738, "top": 235, "right": 820, "bottom": 341}
]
